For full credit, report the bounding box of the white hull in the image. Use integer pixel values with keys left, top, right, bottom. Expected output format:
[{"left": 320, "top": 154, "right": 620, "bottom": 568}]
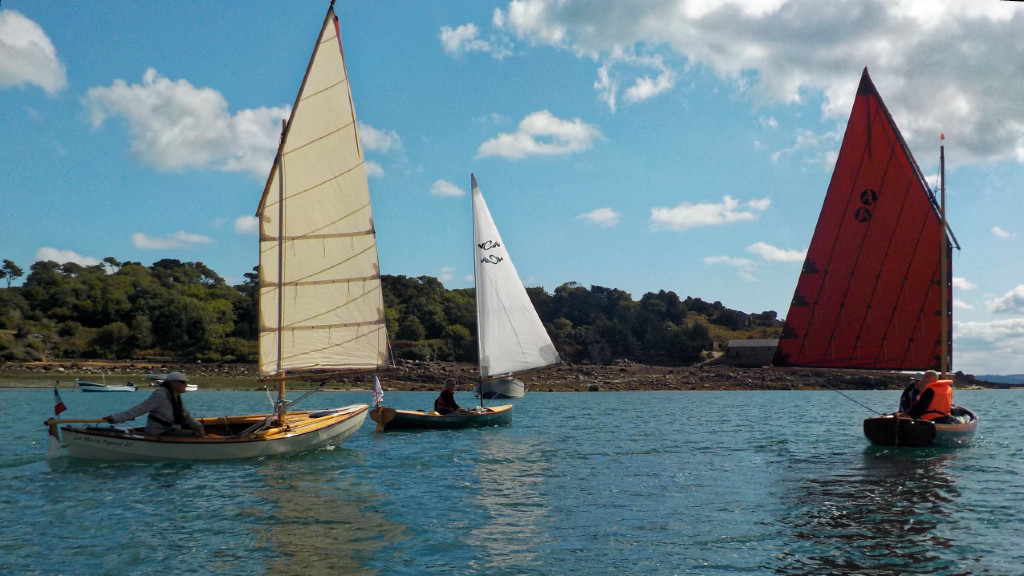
[
  {"left": 474, "top": 377, "right": 525, "bottom": 399},
  {"left": 55, "top": 405, "right": 367, "bottom": 460},
  {"left": 77, "top": 379, "right": 137, "bottom": 393}
]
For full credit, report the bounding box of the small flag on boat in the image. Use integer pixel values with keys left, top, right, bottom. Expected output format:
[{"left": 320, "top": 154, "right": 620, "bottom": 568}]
[
  {"left": 53, "top": 385, "right": 67, "bottom": 416},
  {"left": 372, "top": 374, "right": 384, "bottom": 406}
]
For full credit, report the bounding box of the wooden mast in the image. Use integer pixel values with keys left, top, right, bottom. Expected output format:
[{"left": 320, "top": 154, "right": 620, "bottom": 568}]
[{"left": 940, "top": 137, "right": 949, "bottom": 376}]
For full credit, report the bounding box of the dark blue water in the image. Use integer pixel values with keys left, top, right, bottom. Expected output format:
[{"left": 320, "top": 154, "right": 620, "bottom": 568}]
[{"left": 1, "top": 387, "right": 1020, "bottom": 575}]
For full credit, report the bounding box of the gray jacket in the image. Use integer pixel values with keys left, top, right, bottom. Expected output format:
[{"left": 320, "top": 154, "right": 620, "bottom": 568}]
[{"left": 105, "top": 387, "right": 200, "bottom": 435}]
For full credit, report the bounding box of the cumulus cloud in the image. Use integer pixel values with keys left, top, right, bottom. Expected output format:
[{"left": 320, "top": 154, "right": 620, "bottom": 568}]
[
  {"left": 84, "top": 68, "right": 288, "bottom": 177},
  {"left": 478, "top": 0, "right": 1024, "bottom": 165},
  {"left": 437, "top": 266, "right": 456, "bottom": 283},
  {"left": 992, "top": 226, "right": 1017, "bottom": 239},
  {"left": 704, "top": 255, "right": 758, "bottom": 281},
  {"left": 33, "top": 247, "right": 99, "bottom": 267},
  {"left": 132, "top": 230, "right": 213, "bottom": 250},
  {"left": 988, "top": 285, "right": 1024, "bottom": 315},
  {"left": 746, "top": 241, "right": 805, "bottom": 262},
  {"left": 234, "top": 215, "right": 259, "bottom": 236},
  {"left": 477, "top": 110, "right": 602, "bottom": 160},
  {"left": 440, "top": 22, "right": 512, "bottom": 59},
  {"left": 0, "top": 11, "right": 67, "bottom": 95},
  {"left": 359, "top": 122, "right": 402, "bottom": 153},
  {"left": 576, "top": 207, "right": 620, "bottom": 227},
  {"left": 953, "top": 276, "right": 976, "bottom": 291},
  {"left": 431, "top": 179, "right": 465, "bottom": 197},
  {"left": 650, "top": 195, "right": 770, "bottom": 231}
]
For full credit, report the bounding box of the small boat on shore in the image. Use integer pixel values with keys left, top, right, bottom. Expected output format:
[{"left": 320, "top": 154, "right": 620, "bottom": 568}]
[
  {"left": 76, "top": 379, "right": 137, "bottom": 393},
  {"left": 147, "top": 373, "right": 198, "bottom": 392},
  {"left": 370, "top": 404, "right": 512, "bottom": 431}
]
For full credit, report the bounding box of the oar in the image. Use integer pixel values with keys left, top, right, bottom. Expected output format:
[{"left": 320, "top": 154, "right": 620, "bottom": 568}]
[{"left": 44, "top": 418, "right": 106, "bottom": 425}]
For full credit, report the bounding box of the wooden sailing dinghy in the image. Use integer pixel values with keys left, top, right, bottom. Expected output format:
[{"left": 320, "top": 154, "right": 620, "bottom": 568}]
[
  {"left": 45, "top": 3, "right": 383, "bottom": 459},
  {"left": 773, "top": 68, "right": 977, "bottom": 448}
]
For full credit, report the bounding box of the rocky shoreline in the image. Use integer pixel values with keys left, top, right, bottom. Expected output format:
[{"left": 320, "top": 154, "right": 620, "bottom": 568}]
[{"left": 0, "top": 359, "right": 1007, "bottom": 392}]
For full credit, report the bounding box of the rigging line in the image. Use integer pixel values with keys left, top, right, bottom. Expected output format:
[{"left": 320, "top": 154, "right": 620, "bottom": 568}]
[{"left": 818, "top": 378, "right": 885, "bottom": 415}]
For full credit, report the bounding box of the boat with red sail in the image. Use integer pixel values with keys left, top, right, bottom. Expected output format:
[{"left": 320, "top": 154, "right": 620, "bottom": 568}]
[{"left": 773, "top": 68, "right": 977, "bottom": 448}]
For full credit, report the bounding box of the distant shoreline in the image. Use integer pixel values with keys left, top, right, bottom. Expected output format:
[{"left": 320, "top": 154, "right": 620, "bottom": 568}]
[{"left": 0, "top": 359, "right": 1012, "bottom": 392}]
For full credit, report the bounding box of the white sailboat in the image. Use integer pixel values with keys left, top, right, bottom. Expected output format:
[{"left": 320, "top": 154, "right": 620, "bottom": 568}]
[
  {"left": 45, "top": 3, "right": 381, "bottom": 459},
  {"left": 471, "top": 174, "right": 561, "bottom": 399},
  {"left": 368, "top": 175, "right": 559, "bottom": 432}
]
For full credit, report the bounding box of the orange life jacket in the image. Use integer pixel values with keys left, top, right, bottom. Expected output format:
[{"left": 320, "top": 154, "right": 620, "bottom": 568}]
[{"left": 918, "top": 379, "right": 953, "bottom": 421}]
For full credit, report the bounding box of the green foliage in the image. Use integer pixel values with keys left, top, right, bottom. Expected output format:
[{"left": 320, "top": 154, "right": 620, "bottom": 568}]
[{"left": 0, "top": 256, "right": 780, "bottom": 366}]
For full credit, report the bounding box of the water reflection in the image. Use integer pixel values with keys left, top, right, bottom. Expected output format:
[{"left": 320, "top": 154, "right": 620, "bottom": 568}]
[
  {"left": 252, "top": 454, "right": 403, "bottom": 575},
  {"left": 774, "top": 449, "right": 968, "bottom": 575},
  {"left": 467, "top": 431, "right": 553, "bottom": 573}
]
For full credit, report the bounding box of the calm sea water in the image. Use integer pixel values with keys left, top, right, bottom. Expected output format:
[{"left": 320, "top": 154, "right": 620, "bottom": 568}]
[{"left": 1, "top": 385, "right": 1021, "bottom": 575}]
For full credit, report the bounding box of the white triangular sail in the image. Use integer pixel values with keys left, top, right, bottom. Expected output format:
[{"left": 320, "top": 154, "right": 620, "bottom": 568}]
[
  {"left": 256, "top": 8, "right": 387, "bottom": 378},
  {"left": 472, "top": 175, "right": 561, "bottom": 380}
]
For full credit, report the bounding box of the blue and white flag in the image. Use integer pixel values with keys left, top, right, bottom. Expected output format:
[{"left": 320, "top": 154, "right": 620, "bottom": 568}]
[{"left": 372, "top": 374, "right": 384, "bottom": 406}]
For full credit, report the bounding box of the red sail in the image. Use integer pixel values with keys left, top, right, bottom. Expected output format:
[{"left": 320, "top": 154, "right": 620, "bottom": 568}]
[{"left": 773, "top": 68, "right": 953, "bottom": 371}]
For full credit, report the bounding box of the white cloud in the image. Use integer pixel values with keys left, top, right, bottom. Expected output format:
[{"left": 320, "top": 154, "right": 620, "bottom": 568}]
[
  {"left": 953, "top": 298, "right": 974, "bottom": 311},
  {"left": 477, "top": 110, "right": 602, "bottom": 160},
  {"left": 365, "top": 161, "right": 384, "bottom": 178},
  {"left": 359, "top": 122, "right": 402, "bottom": 153},
  {"left": 992, "top": 226, "right": 1017, "bottom": 239},
  {"left": 440, "top": 22, "right": 512, "bottom": 59},
  {"left": 953, "top": 276, "right": 976, "bottom": 291},
  {"left": 486, "top": 0, "right": 1024, "bottom": 165},
  {"left": 437, "top": 266, "right": 456, "bottom": 283},
  {"left": 650, "top": 195, "right": 769, "bottom": 231},
  {"left": 234, "top": 215, "right": 259, "bottom": 236},
  {"left": 0, "top": 11, "right": 67, "bottom": 95},
  {"left": 84, "top": 68, "right": 288, "bottom": 177},
  {"left": 576, "top": 207, "right": 620, "bottom": 228},
  {"left": 131, "top": 230, "right": 213, "bottom": 250},
  {"left": 957, "top": 317, "right": 1024, "bottom": 343},
  {"left": 704, "top": 255, "right": 758, "bottom": 281},
  {"left": 988, "top": 285, "right": 1024, "bottom": 315},
  {"left": 431, "top": 179, "right": 465, "bottom": 197},
  {"left": 746, "top": 241, "right": 805, "bottom": 262},
  {"left": 33, "top": 247, "right": 100, "bottom": 267}
]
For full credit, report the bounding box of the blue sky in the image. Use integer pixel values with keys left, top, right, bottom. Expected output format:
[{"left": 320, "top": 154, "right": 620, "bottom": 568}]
[{"left": 3, "top": 1, "right": 1024, "bottom": 375}]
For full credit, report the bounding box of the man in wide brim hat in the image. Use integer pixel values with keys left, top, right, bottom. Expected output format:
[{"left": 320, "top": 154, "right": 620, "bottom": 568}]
[{"left": 104, "top": 371, "right": 205, "bottom": 437}]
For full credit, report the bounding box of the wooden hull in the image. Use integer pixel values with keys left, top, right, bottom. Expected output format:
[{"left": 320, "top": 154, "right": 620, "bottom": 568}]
[
  {"left": 53, "top": 404, "right": 368, "bottom": 460},
  {"left": 369, "top": 404, "right": 512, "bottom": 432},
  {"left": 474, "top": 377, "right": 525, "bottom": 399},
  {"left": 863, "top": 406, "right": 977, "bottom": 448}
]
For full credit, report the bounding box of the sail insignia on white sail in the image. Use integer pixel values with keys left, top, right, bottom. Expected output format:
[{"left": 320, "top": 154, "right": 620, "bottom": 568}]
[{"left": 472, "top": 175, "right": 560, "bottom": 382}]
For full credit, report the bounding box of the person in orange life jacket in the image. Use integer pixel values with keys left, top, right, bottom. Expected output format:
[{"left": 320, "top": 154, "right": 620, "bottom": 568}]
[
  {"left": 899, "top": 370, "right": 954, "bottom": 423},
  {"left": 434, "top": 378, "right": 466, "bottom": 415},
  {"left": 103, "top": 371, "right": 206, "bottom": 437}
]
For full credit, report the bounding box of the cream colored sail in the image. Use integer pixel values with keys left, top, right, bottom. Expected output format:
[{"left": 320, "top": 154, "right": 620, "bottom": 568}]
[
  {"left": 472, "top": 175, "right": 561, "bottom": 380},
  {"left": 256, "top": 8, "right": 387, "bottom": 378}
]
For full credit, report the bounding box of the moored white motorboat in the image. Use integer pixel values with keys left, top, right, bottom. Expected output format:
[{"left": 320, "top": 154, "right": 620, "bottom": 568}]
[{"left": 76, "top": 379, "right": 137, "bottom": 393}]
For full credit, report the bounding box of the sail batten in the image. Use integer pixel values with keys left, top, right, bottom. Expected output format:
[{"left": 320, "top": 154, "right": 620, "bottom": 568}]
[
  {"left": 472, "top": 175, "right": 561, "bottom": 380},
  {"left": 774, "top": 68, "right": 952, "bottom": 372},
  {"left": 257, "top": 9, "right": 387, "bottom": 378}
]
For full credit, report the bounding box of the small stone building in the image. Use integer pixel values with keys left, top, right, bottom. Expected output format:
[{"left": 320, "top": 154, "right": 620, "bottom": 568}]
[{"left": 723, "top": 339, "right": 779, "bottom": 367}]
